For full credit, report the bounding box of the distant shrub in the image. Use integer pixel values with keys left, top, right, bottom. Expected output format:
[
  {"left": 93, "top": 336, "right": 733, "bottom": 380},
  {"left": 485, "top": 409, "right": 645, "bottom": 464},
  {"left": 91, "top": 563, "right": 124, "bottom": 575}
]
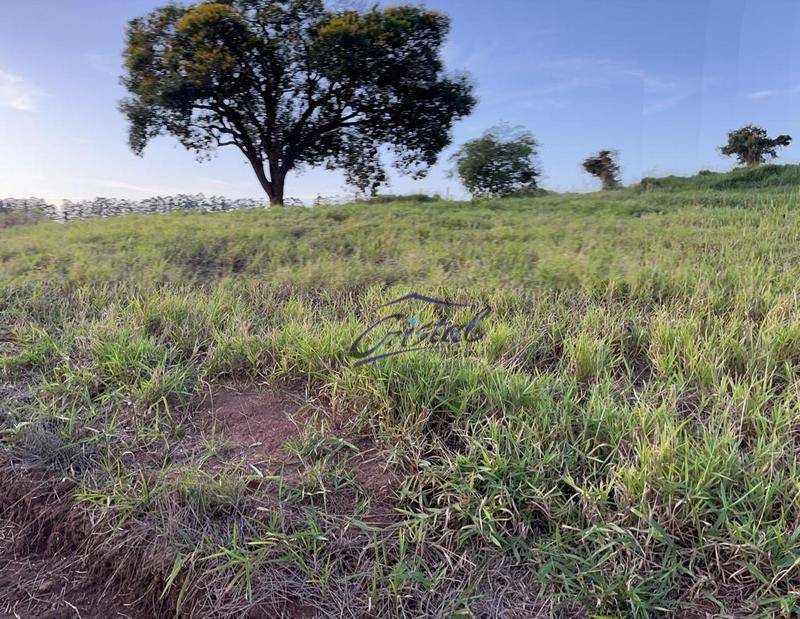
[
  {"left": 639, "top": 177, "right": 660, "bottom": 191},
  {"left": 504, "top": 186, "right": 549, "bottom": 198},
  {"left": 582, "top": 149, "right": 621, "bottom": 190},
  {"left": 639, "top": 164, "right": 800, "bottom": 193},
  {"left": 0, "top": 211, "right": 46, "bottom": 228},
  {"left": 451, "top": 125, "right": 540, "bottom": 198},
  {"left": 720, "top": 125, "right": 791, "bottom": 167},
  {"left": 709, "top": 164, "right": 797, "bottom": 189},
  {"left": 0, "top": 198, "right": 59, "bottom": 221},
  {"left": 355, "top": 193, "right": 442, "bottom": 204}
]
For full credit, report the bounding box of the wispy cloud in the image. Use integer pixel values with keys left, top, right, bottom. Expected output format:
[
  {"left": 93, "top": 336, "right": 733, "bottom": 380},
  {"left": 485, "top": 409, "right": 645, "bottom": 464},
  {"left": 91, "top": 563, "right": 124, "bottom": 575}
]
[
  {"left": 747, "top": 85, "right": 800, "bottom": 100},
  {"left": 0, "top": 69, "right": 41, "bottom": 112},
  {"left": 641, "top": 75, "right": 696, "bottom": 115},
  {"left": 643, "top": 92, "right": 694, "bottom": 114},
  {"left": 69, "top": 177, "right": 188, "bottom": 196},
  {"left": 468, "top": 53, "right": 696, "bottom": 115},
  {"left": 550, "top": 59, "right": 696, "bottom": 115},
  {"left": 197, "top": 176, "right": 252, "bottom": 189}
]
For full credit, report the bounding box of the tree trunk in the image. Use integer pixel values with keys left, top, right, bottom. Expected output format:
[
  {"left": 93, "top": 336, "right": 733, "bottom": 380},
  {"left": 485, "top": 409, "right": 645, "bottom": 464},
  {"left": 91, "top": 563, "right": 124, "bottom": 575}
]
[
  {"left": 270, "top": 172, "right": 285, "bottom": 206},
  {"left": 247, "top": 157, "right": 285, "bottom": 206}
]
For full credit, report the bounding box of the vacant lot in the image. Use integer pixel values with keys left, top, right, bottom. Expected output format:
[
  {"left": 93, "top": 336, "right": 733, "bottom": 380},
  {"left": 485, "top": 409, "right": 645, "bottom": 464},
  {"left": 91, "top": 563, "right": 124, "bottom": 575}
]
[{"left": 2, "top": 165, "right": 800, "bottom": 617}]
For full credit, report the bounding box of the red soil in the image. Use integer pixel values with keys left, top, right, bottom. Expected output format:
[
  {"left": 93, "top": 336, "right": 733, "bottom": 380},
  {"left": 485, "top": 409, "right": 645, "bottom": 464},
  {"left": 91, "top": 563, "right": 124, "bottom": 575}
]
[
  {"left": 0, "top": 385, "right": 402, "bottom": 616},
  {"left": 0, "top": 468, "right": 156, "bottom": 618},
  {"left": 199, "top": 387, "right": 309, "bottom": 463}
]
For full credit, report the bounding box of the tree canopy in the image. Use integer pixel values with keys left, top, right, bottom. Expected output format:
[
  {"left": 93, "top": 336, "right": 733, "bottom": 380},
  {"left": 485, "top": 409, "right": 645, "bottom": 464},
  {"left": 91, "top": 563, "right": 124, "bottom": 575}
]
[
  {"left": 120, "top": 0, "right": 475, "bottom": 205},
  {"left": 720, "top": 125, "right": 792, "bottom": 167},
  {"left": 451, "top": 127, "right": 540, "bottom": 198},
  {"left": 582, "top": 150, "right": 620, "bottom": 190}
]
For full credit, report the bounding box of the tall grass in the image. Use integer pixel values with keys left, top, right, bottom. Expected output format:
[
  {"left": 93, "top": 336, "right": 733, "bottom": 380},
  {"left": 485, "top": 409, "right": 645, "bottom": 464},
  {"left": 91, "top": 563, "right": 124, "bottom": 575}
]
[{"left": 3, "top": 166, "right": 800, "bottom": 616}]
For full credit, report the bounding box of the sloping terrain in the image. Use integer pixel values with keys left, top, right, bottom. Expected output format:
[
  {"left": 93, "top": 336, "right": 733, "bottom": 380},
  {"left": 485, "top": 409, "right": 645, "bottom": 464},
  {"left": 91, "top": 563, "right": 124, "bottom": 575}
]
[{"left": 3, "top": 167, "right": 800, "bottom": 616}]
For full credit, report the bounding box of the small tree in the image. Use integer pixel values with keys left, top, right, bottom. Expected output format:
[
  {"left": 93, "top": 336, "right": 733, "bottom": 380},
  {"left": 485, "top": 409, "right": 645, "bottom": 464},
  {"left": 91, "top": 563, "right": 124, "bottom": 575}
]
[
  {"left": 582, "top": 150, "right": 621, "bottom": 190},
  {"left": 120, "top": 0, "right": 475, "bottom": 205},
  {"left": 451, "top": 127, "right": 539, "bottom": 198},
  {"left": 720, "top": 125, "right": 792, "bottom": 167}
]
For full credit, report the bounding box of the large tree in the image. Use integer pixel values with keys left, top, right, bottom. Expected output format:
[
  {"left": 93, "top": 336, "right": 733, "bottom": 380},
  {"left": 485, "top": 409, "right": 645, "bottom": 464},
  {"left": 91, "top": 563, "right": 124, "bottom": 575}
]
[
  {"left": 451, "top": 127, "right": 540, "bottom": 198},
  {"left": 582, "top": 149, "right": 620, "bottom": 190},
  {"left": 120, "top": 0, "right": 475, "bottom": 205},
  {"left": 720, "top": 125, "right": 792, "bottom": 167}
]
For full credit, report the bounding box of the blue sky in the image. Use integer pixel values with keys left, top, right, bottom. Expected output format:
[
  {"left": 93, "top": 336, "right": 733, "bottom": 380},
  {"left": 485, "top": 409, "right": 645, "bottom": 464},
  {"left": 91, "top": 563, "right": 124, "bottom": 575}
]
[{"left": 1, "top": 0, "right": 799, "bottom": 202}]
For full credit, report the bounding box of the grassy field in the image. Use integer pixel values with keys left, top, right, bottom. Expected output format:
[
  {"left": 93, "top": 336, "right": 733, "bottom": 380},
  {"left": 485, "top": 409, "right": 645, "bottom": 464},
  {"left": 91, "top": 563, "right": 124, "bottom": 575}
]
[{"left": 3, "top": 164, "right": 800, "bottom": 617}]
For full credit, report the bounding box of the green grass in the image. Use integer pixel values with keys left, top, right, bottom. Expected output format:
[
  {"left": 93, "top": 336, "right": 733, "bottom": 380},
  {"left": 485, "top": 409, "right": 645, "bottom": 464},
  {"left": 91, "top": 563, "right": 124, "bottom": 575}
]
[{"left": 3, "top": 165, "right": 800, "bottom": 616}]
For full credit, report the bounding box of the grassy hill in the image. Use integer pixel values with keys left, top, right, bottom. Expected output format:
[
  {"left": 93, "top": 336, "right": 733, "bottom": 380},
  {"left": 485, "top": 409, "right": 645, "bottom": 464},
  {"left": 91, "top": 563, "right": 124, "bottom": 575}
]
[
  {"left": 639, "top": 162, "right": 800, "bottom": 192},
  {"left": 3, "top": 166, "right": 800, "bottom": 616}
]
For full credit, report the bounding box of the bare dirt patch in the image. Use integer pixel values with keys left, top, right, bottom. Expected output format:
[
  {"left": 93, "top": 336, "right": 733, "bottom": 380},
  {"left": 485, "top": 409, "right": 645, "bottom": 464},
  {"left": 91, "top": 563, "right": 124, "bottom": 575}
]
[
  {"left": 0, "top": 385, "right": 405, "bottom": 616},
  {"left": 184, "top": 385, "right": 404, "bottom": 523},
  {"left": 343, "top": 438, "right": 403, "bottom": 523},
  {"left": 0, "top": 519, "right": 145, "bottom": 618},
  {"left": 0, "top": 463, "right": 158, "bottom": 618},
  {"left": 179, "top": 384, "right": 315, "bottom": 474},
  {"left": 203, "top": 388, "right": 308, "bottom": 460}
]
